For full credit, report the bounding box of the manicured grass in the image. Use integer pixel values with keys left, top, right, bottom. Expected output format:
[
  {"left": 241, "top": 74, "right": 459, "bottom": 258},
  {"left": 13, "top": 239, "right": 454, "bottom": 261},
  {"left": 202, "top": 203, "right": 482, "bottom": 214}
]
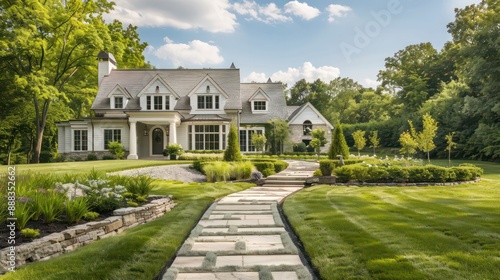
[
  {"left": 1, "top": 165, "right": 253, "bottom": 279},
  {"left": 0, "top": 160, "right": 192, "bottom": 175},
  {"left": 284, "top": 161, "right": 500, "bottom": 280}
]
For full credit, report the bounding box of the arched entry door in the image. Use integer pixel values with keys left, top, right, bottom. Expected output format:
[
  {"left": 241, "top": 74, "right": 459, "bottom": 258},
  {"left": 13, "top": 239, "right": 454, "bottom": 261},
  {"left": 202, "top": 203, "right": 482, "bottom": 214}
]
[{"left": 152, "top": 128, "right": 164, "bottom": 155}]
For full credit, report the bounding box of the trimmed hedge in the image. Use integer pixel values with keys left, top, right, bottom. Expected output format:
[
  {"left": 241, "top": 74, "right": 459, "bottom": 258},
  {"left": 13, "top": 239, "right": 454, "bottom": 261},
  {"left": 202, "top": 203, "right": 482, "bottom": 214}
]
[
  {"left": 333, "top": 164, "right": 483, "bottom": 183},
  {"left": 319, "top": 160, "right": 335, "bottom": 176},
  {"left": 251, "top": 160, "right": 289, "bottom": 177}
]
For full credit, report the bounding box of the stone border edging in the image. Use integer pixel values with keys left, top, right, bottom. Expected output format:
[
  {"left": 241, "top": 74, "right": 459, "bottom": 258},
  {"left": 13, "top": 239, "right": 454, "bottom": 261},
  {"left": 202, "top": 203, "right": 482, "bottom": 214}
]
[{"left": 0, "top": 195, "right": 176, "bottom": 274}]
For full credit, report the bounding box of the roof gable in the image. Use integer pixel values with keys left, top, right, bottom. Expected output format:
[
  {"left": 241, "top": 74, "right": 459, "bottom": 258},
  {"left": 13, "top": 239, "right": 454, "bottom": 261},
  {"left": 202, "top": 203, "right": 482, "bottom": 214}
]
[
  {"left": 187, "top": 74, "right": 229, "bottom": 98},
  {"left": 105, "top": 84, "right": 132, "bottom": 99},
  {"left": 248, "top": 88, "right": 271, "bottom": 101},
  {"left": 287, "top": 102, "right": 333, "bottom": 129},
  {"left": 137, "top": 74, "right": 180, "bottom": 98}
]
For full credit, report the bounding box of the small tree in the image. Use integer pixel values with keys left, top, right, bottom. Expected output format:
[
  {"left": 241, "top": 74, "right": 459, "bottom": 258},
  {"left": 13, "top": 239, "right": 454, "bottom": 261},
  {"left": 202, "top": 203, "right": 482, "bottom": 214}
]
[
  {"left": 224, "top": 122, "right": 242, "bottom": 161},
  {"left": 352, "top": 130, "right": 366, "bottom": 158},
  {"left": 445, "top": 132, "right": 457, "bottom": 167},
  {"left": 399, "top": 131, "right": 418, "bottom": 158},
  {"left": 310, "top": 129, "right": 327, "bottom": 158},
  {"left": 268, "top": 119, "right": 289, "bottom": 155},
  {"left": 108, "top": 141, "right": 125, "bottom": 159},
  {"left": 328, "top": 122, "right": 349, "bottom": 159},
  {"left": 369, "top": 130, "right": 380, "bottom": 156},
  {"left": 251, "top": 133, "right": 267, "bottom": 157},
  {"left": 410, "top": 114, "right": 438, "bottom": 163}
]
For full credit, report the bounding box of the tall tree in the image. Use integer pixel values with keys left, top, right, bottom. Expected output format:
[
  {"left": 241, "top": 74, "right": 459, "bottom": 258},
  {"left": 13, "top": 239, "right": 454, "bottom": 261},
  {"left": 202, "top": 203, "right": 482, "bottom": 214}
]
[
  {"left": 223, "top": 122, "right": 242, "bottom": 161},
  {"left": 399, "top": 131, "right": 418, "bottom": 158},
  {"left": 328, "top": 122, "right": 350, "bottom": 159}
]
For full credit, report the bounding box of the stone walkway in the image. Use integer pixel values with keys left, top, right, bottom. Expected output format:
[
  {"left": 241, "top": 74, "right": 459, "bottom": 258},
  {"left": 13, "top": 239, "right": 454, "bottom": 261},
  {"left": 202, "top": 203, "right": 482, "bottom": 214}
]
[{"left": 162, "top": 160, "right": 319, "bottom": 280}]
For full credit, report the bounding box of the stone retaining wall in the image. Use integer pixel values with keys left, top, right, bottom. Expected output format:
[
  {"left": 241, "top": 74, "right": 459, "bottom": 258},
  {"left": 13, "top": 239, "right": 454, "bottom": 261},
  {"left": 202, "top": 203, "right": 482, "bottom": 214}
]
[{"left": 0, "top": 196, "right": 175, "bottom": 273}]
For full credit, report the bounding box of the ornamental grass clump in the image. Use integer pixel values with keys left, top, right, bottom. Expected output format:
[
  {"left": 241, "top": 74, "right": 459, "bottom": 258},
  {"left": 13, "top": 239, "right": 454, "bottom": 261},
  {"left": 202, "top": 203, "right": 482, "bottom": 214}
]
[
  {"left": 65, "top": 197, "right": 89, "bottom": 223},
  {"left": 14, "top": 197, "right": 34, "bottom": 230},
  {"left": 203, "top": 162, "right": 231, "bottom": 182},
  {"left": 40, "top": 190, "right": 65, "bottom": 223},
  {"left": 230, "top": 161, "right": 254, "bottom": 180}
]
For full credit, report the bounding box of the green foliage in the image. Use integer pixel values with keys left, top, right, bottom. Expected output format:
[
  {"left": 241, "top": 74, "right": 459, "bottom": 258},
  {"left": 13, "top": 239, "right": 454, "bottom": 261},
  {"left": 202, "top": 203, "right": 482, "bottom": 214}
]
[
  {"left": 39, "top": 190, "right": 65, "bottom": 223},
  {"left": 108, "top": 141, "right": 125, "bottom": 159},
  {"left": 352, "top": 130, "right": 367, "bottom": 157},
  {"left": 14, "top": 198, "right": 34, "bottom": 230},
  {"left": 293, "top": 142, "right": 307, "bottom": 152},
  {"left": 65, "top": 197, "right": 89, "bottom": 223},
  {"left": 411, "top": 114, "right": 439, "bottom": 163},
  {"left": 223, "top": 123, "right": 243, "bottom": 162},
  {"left": 180, "top": 153, "right": 223, "bottom": 161},
  {"left": 310, "top": 129, "right": 327, "bottom": 155},
  {"left": 369, "top": 130, "right": 381, "bottom": 156},
  {"left": 267, "top": 119, "right": 290, "bottom": 155},
  {"left": 203, "top": 162, "right": 231, "bottom": 182},
  {"left": 127, "top": 175, "right": 156, "bottom": 197},
  {"left": 273, "top": 160, "right": 289, "bottom": 173},
  {"left": 126, "top": 201, "right": 139, "bottom": 207},
  {"left": 328, "top": 122, "right": 350, "bottom": 159},
  {"left": 229, "top": 161, "right": 254, "bottom": 180},
  {"left": 313, "top": 169, "right": 322, "bottom": 176},
  {"left": 83, "top": 211, "right": 100, "bottom": 221},
  {"left": 319, "top": 160, "right": 335, "bottom": 176},
  {"left": 251, "top": 133, "right": 267, "bottom": 156},
  {"left": 164, "top": 143, "right": 184, "bottom": 156},
  {"left": 252, "top": 161, "right": 275, "bottom": 177},
  {"left": 20, "top": 228, "right": 40, "bottom": 239},
  {"left": 399, "top": 131, "right": 418, "bottom": 158},
  {"left": 445, "top": 132, "right": 457, "bottom": 167},
  {"left": 86, "top": 153, "right": 98, "bottom": 161}
]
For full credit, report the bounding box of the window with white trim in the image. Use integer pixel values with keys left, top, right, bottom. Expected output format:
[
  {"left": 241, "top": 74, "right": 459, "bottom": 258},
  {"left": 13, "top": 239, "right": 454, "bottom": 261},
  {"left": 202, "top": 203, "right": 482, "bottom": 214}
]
[
  {"left": 145, "top": 95, "right": 170, "bottom": 110},
  {"left": 74, "top": 130, "right": 88, "bottom": 151},
  {"left": 239, "top": 128, "right": 264, "bottom": 152},
  {"left": 104, "top": 129, "right": 121, "bottom": 149},
  {"left": 114, "top": 97, "right": 124, "bottom": 109},
  {"left": 188, "top": 124, "right": 226, "bottom": 150},
  {"left": 197, "top": 95, "right": 220, "bottom": 110},
  {"left": 253, "top": 101, "right": 267, "bottom": 111}
]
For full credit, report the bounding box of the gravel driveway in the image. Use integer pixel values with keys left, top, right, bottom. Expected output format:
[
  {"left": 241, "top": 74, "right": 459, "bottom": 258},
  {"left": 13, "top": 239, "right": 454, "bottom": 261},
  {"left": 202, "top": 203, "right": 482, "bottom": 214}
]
[{"left": 110, "top": 164, "right": 206, "bottom": 183}]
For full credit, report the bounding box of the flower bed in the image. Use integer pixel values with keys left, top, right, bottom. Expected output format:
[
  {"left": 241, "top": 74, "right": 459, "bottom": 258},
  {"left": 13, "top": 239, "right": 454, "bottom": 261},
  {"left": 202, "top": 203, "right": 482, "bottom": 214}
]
[{"left": 0, "top": 195, "right": 175, "bottom": 273}]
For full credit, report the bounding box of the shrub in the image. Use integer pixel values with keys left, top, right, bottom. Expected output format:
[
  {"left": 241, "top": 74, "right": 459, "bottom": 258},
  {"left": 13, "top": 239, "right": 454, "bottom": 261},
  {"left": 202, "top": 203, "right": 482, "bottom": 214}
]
[
  {"left": 102, "top": 154, "right": 117, "bottom": 160},
  {"left": 127, "top": 201, "right": 139, "bottom": 207},
  {"left": 328, "top": 122, "right": 350, "bottom": 160},
  {"left": 319, "top": 160, "right": 335, "bottom": 176},
  {"left": 180, "top": 153, "right": 223, "bottom": 161},
  {"left": 65, "top": 197, "right": 89, "bottom": 223},
  {"left": 426, "top": 165, "right": 448, "bottom": 183},
  {"left": 387, "top": 166, "right": 409, "bottom": 183},
  {"left": 164, "top": 143, "right": 184, "bottom": 157},
  {"left": 21, "top": 228, "right": 40, "bottom": 238},
  {"left": 108, "top": 141, "right": 125, "bottom": 159},
  {"left": 313, "top": 169, "right": 322, "bottom": 176},
  {"left": 230, "top": 161, "right": 254, "bottom": 180},
  {"left": 203, "top": 162, "right": 231, "bottom": 182},
  {"left": 223, "top": 122, "right": 242, "bottom": 161},
  {"left": 334, "top": 166, "right": 353, "bottom": 183},
  {"left": 253, "top": 162, "right": 274, "bottom": 174},
  {"left": 293, "top": 142, "right": 307, "bottom": 152},
  {"left": 86, "top": 153, "right": 98, "bottom": 161},
  {"left": 452, "top": 166, "right": 483, "bottom": 181},
  {"left": 351, "top": 165, "right": 369, "bottom": 183},
  {"left": 261, "top": 168, "right": 275, "bottom": 177},
  {"left": 273, "top": 160, "right": 288, "bottom": 173},
  {"left": 83, "top": 211, "right": 100, "bottom": 221},
  {"left": 408, "top": 167, "right": 433, "bottom": 183},
  {"left": 366, "top": 167, "right": 389, "bottom": 183}
]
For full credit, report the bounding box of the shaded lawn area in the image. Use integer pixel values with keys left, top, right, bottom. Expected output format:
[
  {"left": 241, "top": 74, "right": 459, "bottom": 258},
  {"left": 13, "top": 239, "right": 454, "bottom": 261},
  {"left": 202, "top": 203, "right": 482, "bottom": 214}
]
[
  {"left": 0, "top": 159, "right": 193, "bottom": 175},
  {"left": 1, "top": 163, "right": 253, "bottom": 279},
  {"left": 284, "top": 160, "right": 500, "bottom": 280}
]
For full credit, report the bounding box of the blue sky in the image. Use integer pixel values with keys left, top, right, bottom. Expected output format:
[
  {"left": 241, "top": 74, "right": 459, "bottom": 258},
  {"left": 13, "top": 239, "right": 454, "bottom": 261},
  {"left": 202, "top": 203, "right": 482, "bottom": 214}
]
[{"left": 104, "top": 0, "right": 480, "bottom": 88}]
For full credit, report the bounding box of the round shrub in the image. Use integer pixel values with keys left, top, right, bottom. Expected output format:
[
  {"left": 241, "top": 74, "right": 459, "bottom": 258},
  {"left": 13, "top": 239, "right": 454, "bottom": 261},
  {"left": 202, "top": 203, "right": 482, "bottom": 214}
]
[
  {"left": 261, "top": 168, "right": 275, "bottom": 177},
  {"left": 273, "top": 160, "right": 289, "bottom": 173},
  {"left": 313, "top": 169, "right": 322, "bottom": 176},
  {"left": 253, "top": 162, "right": 275, "bottom": 174},
  {"left": 387, "top": 166, "right": 409, "bottom": 183},
  {"left": 319, "top": 160, "right": 335, "bottom": 176},
  {"left": 334, "top": 166, "right": 354, "bottom": 183}
]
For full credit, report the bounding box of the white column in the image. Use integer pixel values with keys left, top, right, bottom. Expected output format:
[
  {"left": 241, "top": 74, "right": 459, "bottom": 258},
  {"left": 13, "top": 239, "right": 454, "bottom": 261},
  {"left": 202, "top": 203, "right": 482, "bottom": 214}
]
[
  {"left": 169, "top": 122, "right": 177, "bottom": 144},
  {"left": 127, "top": 121, "right": 138, "bottom": 159}
]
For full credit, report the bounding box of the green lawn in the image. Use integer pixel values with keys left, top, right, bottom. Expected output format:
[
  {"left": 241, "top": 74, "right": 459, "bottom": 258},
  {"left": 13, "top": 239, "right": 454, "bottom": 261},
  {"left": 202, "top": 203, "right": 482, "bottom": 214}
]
[
  {"left": 0, "top": 159, "right": 193, "bottom": 175},
  {"left": 1, "top": 161, "right": 253, "bottom": 280},
  {"left": 284, "top": 160, "right": 500, "bottom": 280}
]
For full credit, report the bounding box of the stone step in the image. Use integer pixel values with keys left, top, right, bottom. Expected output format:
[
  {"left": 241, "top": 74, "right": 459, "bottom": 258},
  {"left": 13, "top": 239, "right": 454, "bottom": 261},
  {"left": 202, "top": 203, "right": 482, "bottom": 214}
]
[
  {"left": 174, "top": 271, "right": 302, "bottom": 280},
  {"left": 266, "top": 175, "right": 309, "bottom": 181},
  {"left": 263, "top": 180, "right": 305, "bottom": 185}
]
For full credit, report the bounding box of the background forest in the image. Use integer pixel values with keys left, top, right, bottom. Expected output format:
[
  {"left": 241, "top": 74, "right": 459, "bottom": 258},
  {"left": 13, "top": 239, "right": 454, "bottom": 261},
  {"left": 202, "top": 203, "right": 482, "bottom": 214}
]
[{"left": 0, "top": 0, "right": 498, "bottom": 164}]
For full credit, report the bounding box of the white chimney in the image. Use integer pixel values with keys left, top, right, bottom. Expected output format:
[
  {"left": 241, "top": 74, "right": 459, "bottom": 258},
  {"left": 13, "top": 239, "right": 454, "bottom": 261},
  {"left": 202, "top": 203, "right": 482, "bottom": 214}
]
[{"left": 97, "top": 51, "right": 117, "bottom": 86}]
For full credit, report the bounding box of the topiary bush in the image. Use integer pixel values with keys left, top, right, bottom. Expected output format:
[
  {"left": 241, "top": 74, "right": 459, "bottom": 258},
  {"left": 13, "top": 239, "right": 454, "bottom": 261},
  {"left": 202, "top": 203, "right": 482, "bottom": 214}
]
[
  {"left": 223, "top": 122, "right": 243, "bottom": 162},
  {"left": 253, "top": 162, "right": 274, "bottom": 174},
  {"left": 273, "top": 160, "right": 289, "bottom": 173},
  {"left": 319, "top": 160, "right": 335, "bottom": 176}
]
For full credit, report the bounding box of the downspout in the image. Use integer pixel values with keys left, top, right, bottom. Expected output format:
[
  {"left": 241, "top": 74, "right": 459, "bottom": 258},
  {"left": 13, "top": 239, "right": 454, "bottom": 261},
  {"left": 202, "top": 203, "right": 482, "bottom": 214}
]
[{"left": 90, "top": 116, "right": 94, "bottom": 152}]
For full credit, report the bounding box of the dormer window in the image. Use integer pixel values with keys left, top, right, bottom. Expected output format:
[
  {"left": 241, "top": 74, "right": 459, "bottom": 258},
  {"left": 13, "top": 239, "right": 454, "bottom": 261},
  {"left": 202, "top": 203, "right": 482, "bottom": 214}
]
[
  {"left": 114, "top": 97, "right": 124, "bottom": 109},
  {"left": 197, "top": 95, "right": 220, "bottom": 110},
  {"left": 253, "top": 101, "right": 267, "bottom": 111}
]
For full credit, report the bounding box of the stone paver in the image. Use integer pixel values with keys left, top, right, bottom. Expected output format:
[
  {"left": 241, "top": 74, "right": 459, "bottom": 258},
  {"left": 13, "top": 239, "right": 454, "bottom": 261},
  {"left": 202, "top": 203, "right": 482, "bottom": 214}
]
[{"left": 163, "top": 160, "right": 319, "bottom": 280}]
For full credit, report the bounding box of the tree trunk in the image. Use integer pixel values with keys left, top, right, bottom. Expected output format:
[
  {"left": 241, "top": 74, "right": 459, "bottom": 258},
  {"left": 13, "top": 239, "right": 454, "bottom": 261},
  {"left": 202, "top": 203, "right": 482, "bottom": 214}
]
[{"left": 32, "top": 99, "right": 51, "bottom": 164}]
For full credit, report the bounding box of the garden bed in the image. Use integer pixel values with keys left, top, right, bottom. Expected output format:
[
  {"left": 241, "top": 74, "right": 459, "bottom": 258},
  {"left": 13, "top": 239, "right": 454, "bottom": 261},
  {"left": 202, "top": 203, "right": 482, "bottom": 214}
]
[{"left": 0, "top": 195, "right": 175, "bottom": 273}]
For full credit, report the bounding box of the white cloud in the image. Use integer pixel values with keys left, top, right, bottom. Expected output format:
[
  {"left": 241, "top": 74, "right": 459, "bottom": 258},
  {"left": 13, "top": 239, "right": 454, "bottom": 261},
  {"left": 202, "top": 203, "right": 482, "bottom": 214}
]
[
  {"left": 284, "top": 1, "right": 320, "bottom": 20},
  {"left": 243, "top": 62, "right": 340, "bottom": 86},
  {"left": 105, "top": 0, "right": 237, "bottom": 33},
  {"left": 363, "top": 78, "right": 381, "bottom": 89},
  {"left": 232, "top": 0, "right": 291, "bottom": 23},
  {"left": 326, "top": 4, "right": 352, "bottom": 22},
  {"left": 154, "top": 40, "right": 224, "bottom": 67}
]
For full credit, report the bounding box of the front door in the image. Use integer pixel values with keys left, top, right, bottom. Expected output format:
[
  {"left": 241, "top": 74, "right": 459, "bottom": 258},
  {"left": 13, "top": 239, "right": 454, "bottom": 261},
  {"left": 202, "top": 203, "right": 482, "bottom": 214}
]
[{"left": 152, "top": 128, "right": 164, "bottom": 155}]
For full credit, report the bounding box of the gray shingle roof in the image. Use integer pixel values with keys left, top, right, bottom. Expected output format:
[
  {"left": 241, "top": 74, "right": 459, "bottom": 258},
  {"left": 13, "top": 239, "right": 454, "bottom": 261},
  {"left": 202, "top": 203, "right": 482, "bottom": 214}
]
[
  {"left": 91, "top": 69, "right": 241, "bottom": 111},
  {"left": 286, "top": 104, "right": 307, "bottom": 121},
  {"left": 239, "top": 83, "right": 288, "bottom": 124}
]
